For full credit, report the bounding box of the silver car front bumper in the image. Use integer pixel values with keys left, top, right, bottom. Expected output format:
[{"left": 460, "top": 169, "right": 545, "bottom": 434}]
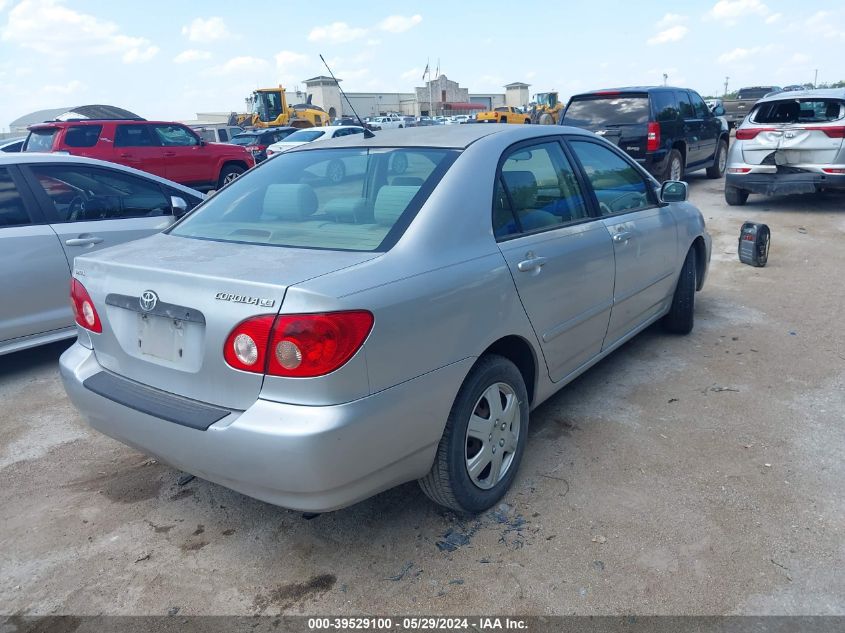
[{"left": 60, "top": 342, "right": 472, "bottom": 512}]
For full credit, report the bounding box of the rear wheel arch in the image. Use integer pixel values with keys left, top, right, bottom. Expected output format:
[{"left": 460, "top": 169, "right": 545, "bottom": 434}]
[{"left": 479, "top": 335, "right": 538, "bottom": 407}]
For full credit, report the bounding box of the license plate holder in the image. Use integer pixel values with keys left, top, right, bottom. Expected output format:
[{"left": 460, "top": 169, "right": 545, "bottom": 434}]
[{"left": 137, "top": 314, "right": 185, "bottom": 362}]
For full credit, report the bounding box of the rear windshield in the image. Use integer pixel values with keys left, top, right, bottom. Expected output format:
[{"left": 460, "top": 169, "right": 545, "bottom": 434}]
[
  {"left": 169, "top": 147, "right": 457, "bottom": 252},
  {"left": 230, "top": 134, "right": 259, "bottom": 146},
  {"left": 563, "top": 96, "right": 650, "bottom": 127},
  {"left": 752, "top": 99, "right": 844, "bottom": 124},
  {"left": 737, "top": 88, "right": 777, "bottom": 100},
  {"left": 24, "top": 128, "right": 58, "bottom": 152},
  {"left": 283, "top": 130, "right": 325, "bottom": 143}
]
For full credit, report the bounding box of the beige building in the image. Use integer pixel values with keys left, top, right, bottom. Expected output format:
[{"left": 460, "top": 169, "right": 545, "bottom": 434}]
[
  {"left": 304, "top": 75, "right": 515, "bottom": 118},
  {"left": 504, "top": 82, "right": 531, "bottom": 109}
]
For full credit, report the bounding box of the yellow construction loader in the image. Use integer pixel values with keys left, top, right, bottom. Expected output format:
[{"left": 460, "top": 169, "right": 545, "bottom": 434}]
[
  {"left": 530, "top": 92, "right": 564, "bottom": 125},
  {"left": 229, "top": 87, "right": 330, "bottom": 129}
]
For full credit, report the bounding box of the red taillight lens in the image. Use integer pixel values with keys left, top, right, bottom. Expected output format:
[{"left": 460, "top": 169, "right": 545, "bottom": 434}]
[
  {"left": 822, "top": 167, "right": 845, "bottom": 174},
  {"left": 809, "top": 126, "right": 845, "bottom": 138},
  {"left": 223, "top": 315, "right": 275, "bottom": 373},
  {"left": 267, "top": 311, "right": 373, "bottom": 378},
  {"left": 223, "top": 311, "right": 373, "bottom": 377},
  {"left": 70, "top": 279, "right": 102, "bottom": 333},
  {"left": 727, "top": 167, "right": 752, "bottom": 174},
  {"left": 736, "top": 127, "right": 773, "bottom": 140},
  {"left": 647, "top": 121, "right": 660, "bottom": 152}
]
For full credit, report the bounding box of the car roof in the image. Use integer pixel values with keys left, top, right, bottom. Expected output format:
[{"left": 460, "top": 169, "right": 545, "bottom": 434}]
[
  {"left": 287, "top": 124, "right": 595, "bottom": 151},
  {"left": 0, "top": 152, "right": 204, "bottom": 197},
  {"left": 572, "top": 86, "right": 687, "bottom": 98},
  {"left": 27, "top": 119, "right": 194, "bottom": 129},
  {"left": 756, "top": 88, "right": 845, "bottom": 103}
]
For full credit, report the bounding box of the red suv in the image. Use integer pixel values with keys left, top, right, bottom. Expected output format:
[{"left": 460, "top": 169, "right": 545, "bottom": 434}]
[{"left": 24, "top": 119, "right": 254, "bottom": 190}]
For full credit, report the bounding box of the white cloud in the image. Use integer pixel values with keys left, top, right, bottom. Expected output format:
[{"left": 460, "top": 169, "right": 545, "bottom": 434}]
[
  {"left": 181, "top": 17, "right": 230, "bottom": 43},
  {"left": 42, "top": 79, "right": 84, "bottom": 95},
  {"left": 274, "top": 50, "right": 309, "bottom": 68},
  {"left": 656, "top": 13, "right": 688, "bottom": 28},
  {"left": 1, "top": 0, "right": 159, "bottom": 63},
  {"left": 765, "top": 12, "right": 782, "bottom": 24},
  {"left": 378, "top": 14, "right": 422, "bottom": 33},
  {"left": 0, "top": 1, "right": 7, "bottom": 11},
  {"left": 708, "top": 0, "right": 769, "bottom": 22},
  {"left": 174, "top": 49, "right": 212, "bottom": 64},
  {"left": 308, "top": 21, "right": 367, "bottom": 43},
  {"left": 647, "top": 25, "right": 689, "bottom": 45},
  {"left": 400, "top": 67, "right": 422, "bottom": 81},
  {"left": 208, "top": 56, "right": 268, "bottom": 76},
  {"left": 790, "top": 53, "right": 810, "bottom": 64},
  {"left": 717, "top": 45, "right": 774, "bottom": 63},
  {"left": 804, "top": 11, "right": 845, "bottom": 39}
]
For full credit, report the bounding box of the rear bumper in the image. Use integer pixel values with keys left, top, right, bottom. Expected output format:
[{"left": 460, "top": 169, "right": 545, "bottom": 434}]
[
  {"left": 60, "top": 342, "right": 473, "bottom": 512},
  {"left": 726, "top": 170, "right": 845, "bottom": 195}
]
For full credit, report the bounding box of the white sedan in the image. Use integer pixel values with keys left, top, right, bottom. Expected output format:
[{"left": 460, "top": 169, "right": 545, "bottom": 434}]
[{"left": 265, "top": 125, "right": 365, "bottom": 157}]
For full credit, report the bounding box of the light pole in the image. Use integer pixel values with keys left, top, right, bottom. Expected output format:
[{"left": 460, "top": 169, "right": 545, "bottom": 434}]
[
  {"left": 663, "top": 73, "right": 668, "bottom": 86},
  {"left": 723, "top": 76, "right": 730, "bottom": 97},
  {"left": 814, "top": 69, "right": 819, "bottom": 88}
]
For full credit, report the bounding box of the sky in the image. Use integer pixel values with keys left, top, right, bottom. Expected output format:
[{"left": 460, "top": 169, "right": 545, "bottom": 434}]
[{"left": 1, "top": 0, "right": 844, "bottom": 131}]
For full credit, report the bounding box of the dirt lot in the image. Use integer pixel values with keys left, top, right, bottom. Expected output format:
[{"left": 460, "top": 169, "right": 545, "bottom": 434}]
[{"left": 1, "top": 175, "right": 843, "bottom": 617}]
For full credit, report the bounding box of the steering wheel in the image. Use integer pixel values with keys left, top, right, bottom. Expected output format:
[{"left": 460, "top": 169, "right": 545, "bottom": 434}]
[{"left": 67, "top": 196, "right": 87, "bottom": 222}]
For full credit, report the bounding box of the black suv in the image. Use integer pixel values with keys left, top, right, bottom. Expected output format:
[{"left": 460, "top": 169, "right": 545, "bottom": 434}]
[{"left": 561, "top": 87, "right": 729, "bottom": 182}]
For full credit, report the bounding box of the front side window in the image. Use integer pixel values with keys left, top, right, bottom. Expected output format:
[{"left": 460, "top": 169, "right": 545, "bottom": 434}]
[
  {"left": 170, "top": 148, "right": 456, "bottom": 252},
  {"left": 493, "top": 141, "right": 589, "bottom": 240},
  {"left": 569, "top": 140, "right": 652, "bottom": 215},
  {"left": 115, "top": 124, "right": 159, "bottom": 147},
  {"left": 0, "top": 167, "right": 30, "bottom": 227},
  {"left": 153, "top": 125, "right": 199, "bottom": 147},
  {"left": 218, "top": 129, "right": 229, "bottom": 142},
  {"left": 689, "top": 92, "right": 710, "bottom": 118},
  {"left": 30, "top": 165, "right": 171, "bottom": 221}
]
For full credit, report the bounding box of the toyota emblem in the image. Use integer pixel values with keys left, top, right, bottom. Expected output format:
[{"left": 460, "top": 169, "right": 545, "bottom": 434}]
[{"left": 139, "top": 290, "right": 158, "bottom": 312}]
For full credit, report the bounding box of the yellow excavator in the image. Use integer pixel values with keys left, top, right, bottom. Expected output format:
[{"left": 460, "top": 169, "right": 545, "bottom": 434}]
[
  {"left": 530, "top": 92, "right": 564, "bottom": 125},
  {"left": 229, "top": 86, "right": 330, "bottom": 129}
]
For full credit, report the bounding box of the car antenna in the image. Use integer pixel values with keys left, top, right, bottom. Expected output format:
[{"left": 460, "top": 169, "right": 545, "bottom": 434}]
[{"left": 320, "top": 54, "right": 375, "bottom": 138}]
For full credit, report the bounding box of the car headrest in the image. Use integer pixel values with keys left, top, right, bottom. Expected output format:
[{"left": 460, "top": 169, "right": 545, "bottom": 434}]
[
  {"left": 262, "top": 184, "right": 318, "bottom": 220},
  {"left": 324, "top": 198, "right": 368, "bottom": 223},
  {"left": 502, "top": 170, "right": 538, "bottom": 209},
  {"left": 373, "top": 186, "right": 419, "bottom": 226}
]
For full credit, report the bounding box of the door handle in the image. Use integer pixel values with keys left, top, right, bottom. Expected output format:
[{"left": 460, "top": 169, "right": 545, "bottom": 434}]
[
  {"left": 65, "top": 236, "right": 104, "bottom": 246},
  {"left": 163, "top": 151, "right": 176, "bottom": 157},
  {"left": 119, "top": 153, "right": 133, "bottom": 159},
  {"left": 612, "top": 231, "right": 633, "bottom": 244},
  {"left": 516, "top": 256, "right": 548, "bottom": 272}
]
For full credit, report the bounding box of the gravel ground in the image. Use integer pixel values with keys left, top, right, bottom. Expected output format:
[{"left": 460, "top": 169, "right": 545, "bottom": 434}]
[{"left": 1, "top": 174, "right": 843, "bottom": 617}]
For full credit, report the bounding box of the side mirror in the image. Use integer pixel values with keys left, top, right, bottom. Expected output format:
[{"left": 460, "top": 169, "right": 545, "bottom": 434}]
[
  {"left": 660, "top": 180, "right": 688, "bottom": 203},
  {"left": 171, "top": 196, "right": 189, "bottom": 218}
]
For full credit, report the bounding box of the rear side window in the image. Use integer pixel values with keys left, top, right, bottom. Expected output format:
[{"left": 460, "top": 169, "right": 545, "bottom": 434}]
[
  {"left": 563, "top": 96, "right": 650, "bottom": 127},
  {"left": 652, "top": 92, "right": 679, "bottom": 122},
  {"left": 170, "top": 148, "right": 456, "bottom": 252},
  {"left": 115, "top": 124, "right": 159, "bottom": 147},
  {"left": 569, "top": 140, "right": 652, "bottom": 215},
  {"left": 0, "top": 167, "right": 31, "bottom": 227},
  {"left": 29, "top": 165, "right": 171, "bottom": 221},
  {"left": 24, "top": 129, "right": 57, "bottom": 152},
  {"left": 494, "top": 141, "right": 589, "bottom": 240},
  {"left": 752, "top": 99, "right": 844, "bottom": 124},
  {"left": 63, "top": 125, "right": 102, "bottom": 148}
]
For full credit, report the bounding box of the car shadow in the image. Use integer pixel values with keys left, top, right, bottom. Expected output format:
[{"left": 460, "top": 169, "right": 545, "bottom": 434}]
[{"left": 0, "top": 339, "right": 73, "bottom": 381}]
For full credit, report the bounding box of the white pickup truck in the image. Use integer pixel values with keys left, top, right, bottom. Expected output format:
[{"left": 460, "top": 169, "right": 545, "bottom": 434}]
[{"left": 372, "top": 115, "right": 405, "bottom": 129}]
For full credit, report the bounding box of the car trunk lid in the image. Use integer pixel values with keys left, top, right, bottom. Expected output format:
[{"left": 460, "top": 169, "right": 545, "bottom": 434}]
[{"left": 74, "top": 233, "right": 378, "bottom": 410}]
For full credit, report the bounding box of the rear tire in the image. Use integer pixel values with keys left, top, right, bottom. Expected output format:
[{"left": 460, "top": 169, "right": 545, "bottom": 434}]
[
  {"left": 663, "top": 249, "right": 696, "bottom": 335},
  {"left": 218, "top": 164, "right": 245, "bottom": 189},
  {"left": 707, "top": 139, "right": 728, "bottom": 179},
  {"left": 663, "top": 149, "right": 684, "bottom": 182},
  {"left": 419, "top": 355, "right": 529, "bottom": 514},
  {"left": 725, "top": 185, "right": 749, "bottom": 206}
]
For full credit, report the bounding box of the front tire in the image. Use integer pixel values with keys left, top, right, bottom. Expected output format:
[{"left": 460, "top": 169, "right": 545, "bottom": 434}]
[
  {"left": 707, "top": 139, "right": 728, "bottom": 179},
  {"left": 725, "top": 185, "right": 749, "bottom": 206},
  {"left": 663, "top": 248, "right": 696, "bottom": 335},
  {"left": 218, "top": 164, "right": 245, "bottom": 189},
  {"left": 419, "top": 355, "right": 529, "bottom": 513}
]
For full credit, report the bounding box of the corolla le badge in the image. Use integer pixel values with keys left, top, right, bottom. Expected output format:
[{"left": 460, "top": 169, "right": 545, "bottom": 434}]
[
  {"left": 139, "top": 290, "right": 158, "bottom": 312},
  {"left": 215, "top": 292, "right": 275, "bottom": 308}
]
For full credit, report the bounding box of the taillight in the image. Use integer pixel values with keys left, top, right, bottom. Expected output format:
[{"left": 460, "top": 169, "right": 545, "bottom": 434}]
[
  {"left": 806, "top": 126, "right": 845, "bottom": 138},
  {"left": 223, "top": 311, "right": 373, "bottom": 377},
  {"left": 736, "top": 127, "right": 774, "bottom": 140},
  {"left": 267, "top": 311, "right": 373, "bottom": 377},
  {"left": 223, "top": 315, "right": 275, "bottom": 373},
  {"left": 822, "top": 167, "right": 845, "bottom": 174},
  {"left": 727, "top": 167, "right": 752, "bottom": 174},
  {"left": 647, "top": 121, "right": 660, "bottom": 152},
  {"left": 70, "top": 279, "right": 102, "bottom": 333}
]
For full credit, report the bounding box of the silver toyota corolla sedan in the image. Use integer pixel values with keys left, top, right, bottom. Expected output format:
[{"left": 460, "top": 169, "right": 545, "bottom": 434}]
[{"left": 60, "top": 125, "right": 711, "bottom": 514}]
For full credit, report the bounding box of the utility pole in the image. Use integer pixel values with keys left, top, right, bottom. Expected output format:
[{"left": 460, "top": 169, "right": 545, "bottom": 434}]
[
  {"left": 663, "top": 73, "right": 668, "bottom": 86},
  {"left": 723, "top": 76, "right": 730, "bottom": 97},
  {"left": 813, "top": 69, "right": 819, "bottom": 88}
]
